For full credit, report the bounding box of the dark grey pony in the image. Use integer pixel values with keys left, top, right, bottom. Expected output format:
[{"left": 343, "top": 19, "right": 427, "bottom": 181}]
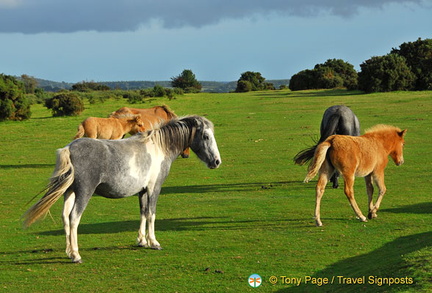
[
  {"left": 294, "top": 105, "right": 360, "bottom": 188},
  {"left": 23, "top": 115, "right": 221, "bottom": 263}
]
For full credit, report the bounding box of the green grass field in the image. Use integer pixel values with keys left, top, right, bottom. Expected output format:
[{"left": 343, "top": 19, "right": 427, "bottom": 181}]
[{"left": 0, "top": 89, "right": 431, "bottom": 292}]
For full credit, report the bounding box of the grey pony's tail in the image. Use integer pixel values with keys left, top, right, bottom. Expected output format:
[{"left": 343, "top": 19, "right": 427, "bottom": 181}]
[{"left": 23, "top": 147, "right": 74, "bottom": 227}]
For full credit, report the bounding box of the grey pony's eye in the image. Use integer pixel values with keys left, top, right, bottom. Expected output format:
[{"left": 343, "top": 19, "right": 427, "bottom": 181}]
[{"left": 203, "top": 134, "right": 209, "bottom": 140}]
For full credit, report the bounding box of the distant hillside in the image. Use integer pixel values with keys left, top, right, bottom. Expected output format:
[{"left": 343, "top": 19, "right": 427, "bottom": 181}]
[{"left": 34, "top": 78, "right": 290, "bottom": 93}]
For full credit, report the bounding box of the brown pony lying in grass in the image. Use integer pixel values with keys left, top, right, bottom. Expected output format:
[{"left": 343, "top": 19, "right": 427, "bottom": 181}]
[
  {"left": 73, "top": 115, "right": 145, "bottom": 140},
  {"left": 110, "top": 105, "right": 190, "bottom": 158},
  {"left": 304, "top": 124, "right": 407, "bottom": 226},
  {"left": 110, "top": 105, "right": 177, "bottom": 130}
]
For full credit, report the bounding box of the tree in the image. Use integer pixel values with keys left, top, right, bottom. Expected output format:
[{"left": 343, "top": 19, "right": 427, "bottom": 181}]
[
  {"left": 0, "top": 74, "right": 31, "bottom": 121},
  {"left": 45, "top": 91, "right": 84, "bottom": 116},
  {"left": 315, "top": 59, "right": 358, "bottom": 90},
  {"left": 235, "top": 71, "right": 266, "bottom": 92},
  {"left": 289, "top": 69, "right": 317, "bottom": 91},
  {"left": 21, "top": 74, "right": 38, "bottom": 94},
  {"left": 235, "top": 80, "right": 251, "bottom": 93},
  {"left": 358, "top": 54, "right": 416, "bottom": 93},
  {"left": 391, "top": 38, "right": 432, "bottom": 90},
  {"left": 289, "top": 59, "right": 357, "bottom": 91},
  {"left": 171, "top": 69, "right": 202, "bottom": 93}
]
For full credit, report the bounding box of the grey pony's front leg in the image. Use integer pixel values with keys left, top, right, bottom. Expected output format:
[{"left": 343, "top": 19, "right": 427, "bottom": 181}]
[
  {"left": 146, "top": 185, "right": 162, "bottom": 250},
  {"left": 137, "top": 188, "right": 162, "bottom": 249}
]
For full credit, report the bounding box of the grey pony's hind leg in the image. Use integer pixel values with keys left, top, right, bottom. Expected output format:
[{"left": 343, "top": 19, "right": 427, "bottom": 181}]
[
  {"left": 67, "top": 191, "right": 93, "bottom": 263},
  {"left": 137, "top": 189, "right": 149, "bottom": 248},
  {"left": 62, "top": 190, "right": 75, "bottom": 260}
]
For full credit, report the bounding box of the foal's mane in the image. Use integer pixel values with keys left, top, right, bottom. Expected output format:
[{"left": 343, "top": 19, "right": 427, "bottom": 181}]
[
  {"left": 365, "top": 124, "right": 402, "bottom": 134},
  {"left": 136, "top": 115, "right": 213, "bottom": 156}
]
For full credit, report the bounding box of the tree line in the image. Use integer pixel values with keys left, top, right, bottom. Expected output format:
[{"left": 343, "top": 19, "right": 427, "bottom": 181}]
[
  {"left": 289, "top": 38, "right": 432, "bottom": 92},
  {"left": 1, "top": 38, "right": 431, "bottom": 121}
]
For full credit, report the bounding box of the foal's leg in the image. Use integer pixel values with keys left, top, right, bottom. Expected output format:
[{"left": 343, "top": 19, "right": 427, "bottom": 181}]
[
  {"left": 365, "top": 175, "right": 376, "bottom": 219},
  {"left": 343, "top": 174, "right": 367, "bottom": 222},
  {"left": 368, "top": 172, "right": 387, "bottom": 219},
  {"left": 314, "top": 171, "right": 329, "bottom": 227},
  {"left": 314, "top": 162, "right": 334, "bottom": 226}
]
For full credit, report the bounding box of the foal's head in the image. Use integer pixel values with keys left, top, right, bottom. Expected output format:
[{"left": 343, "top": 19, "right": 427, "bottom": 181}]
[
  {"left": 368, "top": 125, "right": 407, "bottom": 166},
  {"left": 129, "top": 115, "right": 146, "bottom": 134},
  {"left": 390, "top": 128, "right": 407, "bottom": 166}
]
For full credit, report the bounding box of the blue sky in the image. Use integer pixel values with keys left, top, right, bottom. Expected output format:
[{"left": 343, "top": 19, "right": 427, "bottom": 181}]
[{"left": 0, "top": 0, "right": 431, "bottom": 83}]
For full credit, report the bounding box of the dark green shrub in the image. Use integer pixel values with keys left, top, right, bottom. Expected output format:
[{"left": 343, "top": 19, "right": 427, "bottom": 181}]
[
  {"left": 236, "top": 71, "right": 266, "bottom": 92},
  {"left": 0, "top": 74, "right": 31, "bottom": 121},
  {"left": 123, "top": 91, "right": 143, "bottom": 104},
  {"left": 236, "top": 80, "right": 253, "bottom": 92},
  {"left": 391, "top": 38, "right": 432, "bottom": 90},
  {"left": 289, "top": 69, "right": 317, "bottom": 91},
  {"left": 171, "top": 69, "right": 202, "bottom": 93},
  {"left": 45, "top": 92, "right": 84, "bottom": 116},
  {"left": 315, "top": 59, "right": 358, "bottom": 90},
  {"left": 358, "top": 54, "right": 416, "bottom": 93},
  {"left": 153, "top": 85, "right": 166, "bottom": 97}
]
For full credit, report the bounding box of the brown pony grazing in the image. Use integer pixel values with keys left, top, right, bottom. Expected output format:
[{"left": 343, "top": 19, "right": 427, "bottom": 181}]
[
  {"left": 73, "top": 115, "right": 145, "bottom": 140},
  {"left": 110, "top": 105, "right": 190, "bottom": 158},
  {"left": 304, "top": 125, "right": 407, "bottom": 227}
]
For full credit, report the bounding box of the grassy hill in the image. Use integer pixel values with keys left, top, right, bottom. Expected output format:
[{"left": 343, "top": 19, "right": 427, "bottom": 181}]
[{"left": 0, "top": 89, "right": 430, "bottom": 292}]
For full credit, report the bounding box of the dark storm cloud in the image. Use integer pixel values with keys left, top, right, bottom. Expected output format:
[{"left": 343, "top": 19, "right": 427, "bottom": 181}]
[{"left": 0, "top": 0, "right": 424, "bottom": 34}]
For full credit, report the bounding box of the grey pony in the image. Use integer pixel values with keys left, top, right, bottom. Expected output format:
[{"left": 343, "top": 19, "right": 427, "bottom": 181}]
[{"left": 23, "top": 115, "right": 221, "bottom": 263}]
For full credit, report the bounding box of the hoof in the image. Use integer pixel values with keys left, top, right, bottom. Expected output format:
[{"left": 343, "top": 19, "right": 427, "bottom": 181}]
[
  {"left": 72, "top": 258, "right": 83, "bottom": 264},
  {"left": 359, "top": 216, "right": 368, "bottom": 222},
  {"left": 151, "top": 245, "right": 163, "bottom": 250},
  {"left": 368, "top": 212, "right": 377, "bottom": 219}
]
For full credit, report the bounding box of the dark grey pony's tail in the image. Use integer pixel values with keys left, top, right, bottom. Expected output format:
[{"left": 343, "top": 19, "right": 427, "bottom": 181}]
[
  {"left": 293, "top": 145, "right": 317, "bottom": 166},
  {"left": 293, "top": 113, "right": 340, "bottom": 166},
  {"left": 23, "top": 147, "right": 74, "bottom": 228}
]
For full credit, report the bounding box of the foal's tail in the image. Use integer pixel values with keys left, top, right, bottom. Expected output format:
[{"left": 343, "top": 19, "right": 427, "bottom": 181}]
[
  {"left": 304, "top": 141, "right": 331, "bottom": 183},
  {"left": 23, "top": 147, "right": 75, "bottom": 227},
  {"left": 73, "top": 124, "right": 85, "bottom": 140}
]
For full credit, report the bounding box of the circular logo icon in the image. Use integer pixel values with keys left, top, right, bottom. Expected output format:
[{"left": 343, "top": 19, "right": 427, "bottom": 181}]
[{"left": 248, "top": 274, "right": 262, "bottom": 288}]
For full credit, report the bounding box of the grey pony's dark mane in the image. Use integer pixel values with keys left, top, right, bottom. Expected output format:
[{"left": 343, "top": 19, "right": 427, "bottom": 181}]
[{"left": 133, "top": 115, "right": 213, "bottom": 156}]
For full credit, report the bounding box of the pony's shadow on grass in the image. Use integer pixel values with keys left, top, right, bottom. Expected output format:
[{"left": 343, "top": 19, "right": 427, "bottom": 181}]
[
  {"left": 38, "top": 217, "right": 225, "bottom": 236},
  {"left": 161, "top": 181, "right": 301, "bottom": 194},
  {"left": 380, "top": 202, "right": 432, "bottom": 215},
  {"left": 0, "top": 164, "right": 54, "bottom": 170},
  {"left": 38, "top": 216, "right": 294, "bottom": 237},
  {"left": 278, "top": 231, "right": 431, "bottom": 293}
]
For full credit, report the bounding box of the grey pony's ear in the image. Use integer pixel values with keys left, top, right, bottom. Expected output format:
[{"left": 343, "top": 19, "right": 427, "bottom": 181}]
[{"left": 399, "top": 129, "right": 407, "bottom": 138}]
